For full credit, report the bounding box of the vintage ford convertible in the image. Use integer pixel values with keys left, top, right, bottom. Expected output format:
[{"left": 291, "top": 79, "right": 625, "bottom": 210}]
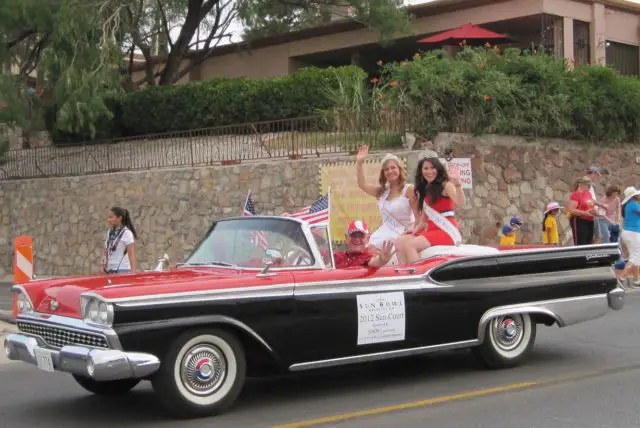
[{"left": 4, "top": 216, "right": 625, "bottom": 418}]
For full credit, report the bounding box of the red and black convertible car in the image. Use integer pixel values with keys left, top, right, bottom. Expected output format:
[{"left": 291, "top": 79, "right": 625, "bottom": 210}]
[{"left": 4, "top": 216, "right": 625, "bottom": 418}]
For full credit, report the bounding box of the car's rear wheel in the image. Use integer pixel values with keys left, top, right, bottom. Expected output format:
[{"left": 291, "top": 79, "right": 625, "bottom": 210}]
[
  {"left": 473, "top": 313, "right": 536, "bottom": 369},
  {"left": 151, "top": 328, "right": 247, "bottom": 419},
  {"left": 72, "top": 375, "right": 140, "bottom": 395}
]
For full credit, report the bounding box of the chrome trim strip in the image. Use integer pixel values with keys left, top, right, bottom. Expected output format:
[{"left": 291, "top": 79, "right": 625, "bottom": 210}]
[
  {"left": 477, "top": 294, "right": 609, "bottom": 342},
  {"left": 109, "top": 283, "right": 295, "bottom": 307},
  {"left": 293, "top": 279, "right": 440, "bottom": 296},
  {"left": 15, "top": 313, "right": 123, "bottom": 350},
  {"left": 288, "top": 339, "right": 479, "bottom": 371},
  {"left": 4, "top": 333, "right": 160, "bottom": 381},
  {"left": 105, "top": 274, "right": 441, "bottom": 306}
]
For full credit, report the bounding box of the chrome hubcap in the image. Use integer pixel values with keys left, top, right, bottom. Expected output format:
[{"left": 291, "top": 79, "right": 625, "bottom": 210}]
[
  {"left": 180, "top": 345, "right": 227, "bottom": 396},
  {"left": 492, "top": 315, "right": 524, "bottom": 351}
]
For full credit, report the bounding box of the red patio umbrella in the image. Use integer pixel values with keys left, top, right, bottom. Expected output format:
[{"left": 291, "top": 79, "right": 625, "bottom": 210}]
[{"left": 417, "top": 23, "right": 513, "bottom": 46}]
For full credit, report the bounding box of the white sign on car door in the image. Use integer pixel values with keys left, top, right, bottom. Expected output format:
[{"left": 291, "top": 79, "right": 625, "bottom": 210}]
[{"left": 356, "top": 292, "right": 406, "bottom": 345}]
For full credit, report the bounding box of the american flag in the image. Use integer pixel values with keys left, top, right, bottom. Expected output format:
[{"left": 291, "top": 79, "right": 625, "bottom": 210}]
[
  {"left": 242, "top": 191, "right": 269, "bottom": 250},
  {"left": 286, "top": 194, "right": 329, "bottom": 225}
]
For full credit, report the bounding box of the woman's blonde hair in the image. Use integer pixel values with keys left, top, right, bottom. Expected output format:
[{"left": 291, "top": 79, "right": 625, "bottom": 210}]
[{"left": 377, "top": 154, "right": 407, "bottom": 196}]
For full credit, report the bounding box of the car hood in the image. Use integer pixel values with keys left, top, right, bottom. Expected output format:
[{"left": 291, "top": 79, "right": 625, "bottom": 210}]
[{"left": 20, "top": 268, "right": 268, "bottom": 319}]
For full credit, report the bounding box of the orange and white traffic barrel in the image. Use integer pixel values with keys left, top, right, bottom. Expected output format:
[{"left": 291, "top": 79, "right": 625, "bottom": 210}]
[{"left": 11, "top": 236, "right": 33, "bottom": 319}]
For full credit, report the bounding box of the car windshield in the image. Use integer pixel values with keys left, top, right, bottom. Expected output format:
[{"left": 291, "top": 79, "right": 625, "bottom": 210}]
[{"left": 184, "top": 217, "right": 315, "bottom": 268}]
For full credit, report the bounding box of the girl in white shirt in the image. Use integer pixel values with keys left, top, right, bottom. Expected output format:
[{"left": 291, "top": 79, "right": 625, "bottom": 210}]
[{"left": 103, "top": 207, "right": 138, "bottom": 274}]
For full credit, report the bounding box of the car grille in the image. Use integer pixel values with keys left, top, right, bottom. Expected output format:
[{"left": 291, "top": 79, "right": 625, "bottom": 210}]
[{"left": 17, "top": 321, "right": 110, "bottom": 349}]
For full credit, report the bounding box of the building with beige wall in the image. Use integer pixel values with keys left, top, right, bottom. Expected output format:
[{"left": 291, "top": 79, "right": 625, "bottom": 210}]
[{"left": 131, "top": 0, "right": 640, "bottom": 85}]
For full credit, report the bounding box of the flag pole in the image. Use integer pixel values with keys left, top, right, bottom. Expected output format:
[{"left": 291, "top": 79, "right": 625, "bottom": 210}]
[
  {"left": 242, "top": 189, "right": 251, "bottom": 214},
  {"left": 327, "top": 186, "right": 332, "bottom": 227}
]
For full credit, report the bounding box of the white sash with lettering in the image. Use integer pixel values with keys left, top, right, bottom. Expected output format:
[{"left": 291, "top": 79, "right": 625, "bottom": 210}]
[{"left": 423, "top": 201, "right": 463, "bottom": 246}]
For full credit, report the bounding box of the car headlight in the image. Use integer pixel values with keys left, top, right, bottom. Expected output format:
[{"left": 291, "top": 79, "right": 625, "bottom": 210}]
[
  {"left": 15, "top": 290, "right": 34, "bottom": 314},
  {"left": 81, "top": 295, "right": 114, "bottom": 326}
]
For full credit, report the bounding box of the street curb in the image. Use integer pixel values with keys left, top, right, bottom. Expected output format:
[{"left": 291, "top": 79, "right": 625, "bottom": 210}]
[{"left": 0, "top": 310, "right": 15, "bottom": 325}]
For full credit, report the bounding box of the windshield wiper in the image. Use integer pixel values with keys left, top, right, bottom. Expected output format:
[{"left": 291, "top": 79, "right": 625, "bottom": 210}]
[{"left": 183, "top": 261, "right": 238, "bottom": 268}]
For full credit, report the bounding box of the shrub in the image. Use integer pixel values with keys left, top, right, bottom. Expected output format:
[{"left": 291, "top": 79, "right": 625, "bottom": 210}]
[
  {"left": 119, "top": 66, "right": 367, "bottom": 135},
  {"left": 384, "top": 46, "right": 640, "bottom": 144}
]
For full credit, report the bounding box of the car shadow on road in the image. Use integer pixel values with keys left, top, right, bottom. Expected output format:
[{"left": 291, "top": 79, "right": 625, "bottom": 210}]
[{"left": 14, "top": 346, "right": 581, "bottom": 425}]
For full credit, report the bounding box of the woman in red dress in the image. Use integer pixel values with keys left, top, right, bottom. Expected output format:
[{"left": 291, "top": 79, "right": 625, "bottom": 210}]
[{"left": 395, "top": 156, "right": 465, "bottom": 264}]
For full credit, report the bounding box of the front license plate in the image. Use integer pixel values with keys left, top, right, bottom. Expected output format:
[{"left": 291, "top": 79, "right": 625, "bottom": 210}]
[{"left": 34, "top": 348, "right": 54, "bottom": 373}]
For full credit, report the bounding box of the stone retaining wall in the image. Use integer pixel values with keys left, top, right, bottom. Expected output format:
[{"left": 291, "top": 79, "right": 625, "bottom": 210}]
[{"left": 0, "top": 133, "right": 638, "bottom": 276}]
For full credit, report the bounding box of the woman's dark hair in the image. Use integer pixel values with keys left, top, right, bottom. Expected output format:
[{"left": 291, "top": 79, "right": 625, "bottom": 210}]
[
  {"left": 542, "top": 209, "right": 559, "bottom": 232},
  {"left": 111, "top": 207, "right": 138, "bottom": 239},
  {"left": 622, "top": 201, "right": 628, "bottom": 219},
  {"left": 414, "top": 157, "right": 449, "bottom": 212}
]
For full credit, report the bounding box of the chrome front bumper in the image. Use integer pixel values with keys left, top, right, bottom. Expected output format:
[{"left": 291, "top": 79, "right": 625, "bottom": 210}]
[
  {"left": 608, "top": 285, "right": 625, "bottom": 311},
  {"left": 3, "top": 333, "right": 160, "bottom": 381}
]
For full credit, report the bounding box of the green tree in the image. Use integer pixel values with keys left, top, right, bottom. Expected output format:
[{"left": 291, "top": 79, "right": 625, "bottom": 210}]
[
  {"left": 1, "top": 0, "right": 412, "bottom": 138},
  {"left": 238, "top": 0, "right": 412, "bottom": 43}
]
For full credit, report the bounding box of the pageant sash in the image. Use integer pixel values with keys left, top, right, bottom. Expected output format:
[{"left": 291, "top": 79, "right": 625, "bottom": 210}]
[{"left": 423, "top": 201, "right": 463, "bottom": 246}]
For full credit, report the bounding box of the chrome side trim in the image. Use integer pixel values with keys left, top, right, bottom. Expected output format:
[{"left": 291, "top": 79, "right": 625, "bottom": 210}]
[
  {"left": 477, "top": 294, "right": 609, "bottom": 342},
  {"left": 105, "top": 274, "right": 435, "bottom": 306},
  {"left": 4, "top": 333, "right": 160, "bottom": 381},
  {"left": 15, "top": 313, "right": 123, "bottom": 350},
  {"left": 288, "top": 339, "right": 479, "bottom": 371},
  {"left": 110, "top": 283, "right": 294, "bottom": 307},
  {"left": 293, "top": 279, "right": 439, "bottom": 296}
]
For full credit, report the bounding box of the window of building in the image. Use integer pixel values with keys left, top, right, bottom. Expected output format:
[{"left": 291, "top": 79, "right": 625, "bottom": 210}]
[{"left": 606, "top": 41, "right": 639, "bottom": 76}]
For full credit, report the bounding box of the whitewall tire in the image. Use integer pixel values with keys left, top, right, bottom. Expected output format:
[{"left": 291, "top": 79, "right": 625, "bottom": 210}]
[
  {"left": 473, "top": 313, "right": 536, "bottom": 369},
  {"left": 151, "top": 328, "right": 247, "bottom": 418}
]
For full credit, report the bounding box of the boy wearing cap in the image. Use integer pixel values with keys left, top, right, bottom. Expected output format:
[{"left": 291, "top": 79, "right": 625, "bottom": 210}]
[
  {"left": 333, "top": 220, "right": 395, "bottom": 269},
  {"left": 499, "top": 217, "right": 522, "bottom": 246},
  {"left": 499, "top": 225, "right": 516, "bottom": 246}
]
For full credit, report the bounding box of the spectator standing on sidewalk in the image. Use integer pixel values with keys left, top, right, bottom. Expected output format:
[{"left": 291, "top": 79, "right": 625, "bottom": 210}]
[
  {"left": 102, "top": 207, "right": 138, "bottom": 274},
  {"left": 567, "top": 176, "right": 597, "bottom": 246},
  {"left": 601, "top": 185, "right": 622, "bottom": 243},
  {"left": 621, "top": 187, "right": 640, "bottom": 287},
  {"left": 585, "top": 166, "right": 610, "bottom": 243}
]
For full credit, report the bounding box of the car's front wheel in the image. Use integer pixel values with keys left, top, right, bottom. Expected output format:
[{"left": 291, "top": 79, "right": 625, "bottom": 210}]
[
  {"left": 72, "top": 375, "right": 140, "bottom": 395},
  {"left": 473, "top": 313, "right": 536, "bottom": 369},
  {"left": 151, "top": 328, "right": 247, "bottom": 419}
]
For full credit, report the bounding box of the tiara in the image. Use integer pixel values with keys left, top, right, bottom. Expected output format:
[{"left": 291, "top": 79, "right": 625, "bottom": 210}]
[
  {"left": 419, "top": 149, "right": 439, "bottom": 159},
  {"left": 381, "top": 153, "right": 402, "bottom": 164}
]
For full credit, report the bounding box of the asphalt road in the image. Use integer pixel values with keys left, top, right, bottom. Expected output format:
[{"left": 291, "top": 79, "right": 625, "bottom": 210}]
[
  {"left": 0, "top": 282, "right": 12, "bottom": 312},
  {"left": 1, "top": 293, "right": 639, "bottom": 428}
]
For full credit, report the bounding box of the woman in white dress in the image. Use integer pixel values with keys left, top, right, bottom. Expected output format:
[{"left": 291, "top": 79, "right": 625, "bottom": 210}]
[{"left": 355, "top": 145, "right": 418, "bottom": 265}]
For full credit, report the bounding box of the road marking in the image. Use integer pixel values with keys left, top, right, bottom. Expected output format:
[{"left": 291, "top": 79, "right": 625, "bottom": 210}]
[
  {"left": 271, "top": 381, "right": 537, "bottom": 428},
  {"left": 272, "top": 364, "right": 640, "bottom": 428}
]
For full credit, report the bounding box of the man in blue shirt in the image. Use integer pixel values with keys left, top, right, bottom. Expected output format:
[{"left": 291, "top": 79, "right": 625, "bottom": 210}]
[{"left": 621, "top": 186, "right": 640, "bottom": 287}]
